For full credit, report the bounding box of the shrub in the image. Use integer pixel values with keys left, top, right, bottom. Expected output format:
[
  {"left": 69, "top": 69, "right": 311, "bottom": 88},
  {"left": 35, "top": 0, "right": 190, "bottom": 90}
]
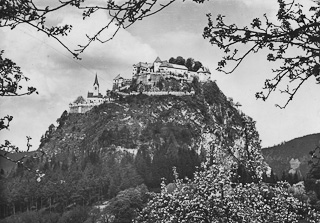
[{"left": 58, "top": 206, "right": 90, "bottom": 223}]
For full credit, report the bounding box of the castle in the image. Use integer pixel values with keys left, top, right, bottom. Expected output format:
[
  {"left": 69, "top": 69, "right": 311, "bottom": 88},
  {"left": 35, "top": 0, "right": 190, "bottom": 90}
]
[
  {"left": 70, "top": 57, "right": 212, "bottom": 113},
  {"left": 113, "top": 56, "right": 211, "bottom": 91}
]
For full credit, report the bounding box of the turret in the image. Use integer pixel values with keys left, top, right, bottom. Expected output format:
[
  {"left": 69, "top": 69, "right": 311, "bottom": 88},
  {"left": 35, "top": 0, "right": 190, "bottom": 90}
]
[{"left": 154, "top": 56, "right": 162, "bottom": 73}]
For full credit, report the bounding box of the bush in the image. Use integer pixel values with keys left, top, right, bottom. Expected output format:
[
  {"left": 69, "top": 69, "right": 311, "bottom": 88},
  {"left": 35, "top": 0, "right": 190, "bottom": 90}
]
[{"left": 58, "top": 206, "right": 90, "bottom": 223}]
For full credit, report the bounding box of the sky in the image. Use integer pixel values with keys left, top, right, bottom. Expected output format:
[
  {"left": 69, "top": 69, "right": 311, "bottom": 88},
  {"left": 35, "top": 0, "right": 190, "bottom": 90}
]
[{"left": 0, "top": 0, "right": 319, "bottom": 151}]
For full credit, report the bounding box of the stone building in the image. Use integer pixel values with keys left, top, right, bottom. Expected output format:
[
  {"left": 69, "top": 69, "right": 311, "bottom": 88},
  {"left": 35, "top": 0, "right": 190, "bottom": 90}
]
[
  {"left": 87, "top": 74, "right": 104, "bottom": 104},
  {"left": 113, "top": 74, "right": 132, "bottom": 91},
  {"left": 69, "top": 74, "right": 111, "bottom": 113},
  {"left": 133, "top": 57, "right": 211, "bottom": 85}
]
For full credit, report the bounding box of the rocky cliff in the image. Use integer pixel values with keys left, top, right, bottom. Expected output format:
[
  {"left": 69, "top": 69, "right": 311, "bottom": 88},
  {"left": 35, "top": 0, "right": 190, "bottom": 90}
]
[{"left": 38, "top": 81, "right": 250, "bottom": 186}]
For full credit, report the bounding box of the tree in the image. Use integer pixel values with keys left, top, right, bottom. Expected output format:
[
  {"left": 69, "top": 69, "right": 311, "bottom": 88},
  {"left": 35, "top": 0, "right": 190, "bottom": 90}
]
[
  {"left": 0, "top": 50, "right": 38, "bottom": 162},
  {"left": 192, "top": 60, "right": 203, "bottom": 72},
  {"left": 105, "top": 184, "right": 148, "bottom": 223},
  {"left": 0, "top": 51, "right": 37, "bottom": 97},
  {"left": 175, "top": 56, "right": 186, "bottom": 66},
  {"left": 0, "top": 0, "right": 177, "bottom": 59},
  {"left": 169, "top": 57, "right": 176, "bottom": 64},
  {"left": 134, "top": 114, "right": 320, "bottom": 222},
  {"left": 305, "top": 145, "right": 320, "bottom": 200},
  {"left": 203, "top": 0, "right": 320, "bottom": 108},
  {"left": 185, "top": 57, "right": 195, "bottom": 71}
]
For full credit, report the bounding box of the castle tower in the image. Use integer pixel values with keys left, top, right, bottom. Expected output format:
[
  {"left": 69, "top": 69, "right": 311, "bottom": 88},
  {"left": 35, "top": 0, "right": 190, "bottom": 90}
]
[
  {"left": 93, "top": 74, "right": 99, "bottom": 96},
  {"left": 154, "top": 56, "right": 162, "bottom": 73}
]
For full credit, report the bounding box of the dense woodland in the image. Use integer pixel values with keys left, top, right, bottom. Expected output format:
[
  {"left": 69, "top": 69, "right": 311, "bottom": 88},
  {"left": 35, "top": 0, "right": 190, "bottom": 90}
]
[{"left": 0, "top": 144, "right": 200, "bottom": 222}]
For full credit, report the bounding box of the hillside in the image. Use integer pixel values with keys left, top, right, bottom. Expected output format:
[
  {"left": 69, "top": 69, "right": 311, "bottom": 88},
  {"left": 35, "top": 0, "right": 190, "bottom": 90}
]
[
  {"left": 262, "top": 133, "right": 320, "bottom": 179},
  {"left": 40, "top": 81, "right": 242, "bottom": 156},
  {"left": 0, "top": 81, "right": 263, "bottom": 221},
  {"left": 38, "top": 81, "right": 249, "bottom": 187}
]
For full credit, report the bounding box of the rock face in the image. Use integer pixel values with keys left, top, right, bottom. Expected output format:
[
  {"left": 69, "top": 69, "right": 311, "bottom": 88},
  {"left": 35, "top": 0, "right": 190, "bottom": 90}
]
[
  {"left": 38, "top": 81, "right": 250, "bottom": 185},
  {"left": 262, "top": 133, "right": 320, "bottom": 179}
]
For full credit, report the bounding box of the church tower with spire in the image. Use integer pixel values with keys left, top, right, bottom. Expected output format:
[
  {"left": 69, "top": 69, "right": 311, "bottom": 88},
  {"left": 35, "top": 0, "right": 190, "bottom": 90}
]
[
  {"left": 86, "top": 73, "right": 103, "bottom": 104},
  {"left": 93, "top": 74, "right": 99, "bottom": 96}
]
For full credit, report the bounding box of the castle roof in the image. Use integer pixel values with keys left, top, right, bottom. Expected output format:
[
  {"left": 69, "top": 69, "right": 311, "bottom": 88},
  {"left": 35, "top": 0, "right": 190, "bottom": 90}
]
[
  {"left": 93, "top": 74, "right": 99, "bottom": 87},
  {"left": 159, "top": 61, "right": 188, "bottom": 70},
  {"left": 134, "top": 62, "right": 153, "bottom": 68},
  {"left": 154, "top": 56, "right": 162, "bottom": 63},
  {"left": 73, "top": 96, "right": 86, "bottom": 104},
  {"left": 114, "top": 74, "right": 123, "bottom": 80}
]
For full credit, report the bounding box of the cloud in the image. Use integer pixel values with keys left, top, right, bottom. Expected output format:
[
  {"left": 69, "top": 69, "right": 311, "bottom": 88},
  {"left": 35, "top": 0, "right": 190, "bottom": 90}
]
[{"left": 0, "top": 8, "right": 157, "bottom": 150}]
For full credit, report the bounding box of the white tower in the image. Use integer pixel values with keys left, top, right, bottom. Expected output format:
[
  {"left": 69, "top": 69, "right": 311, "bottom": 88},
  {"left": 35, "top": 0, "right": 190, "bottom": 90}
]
[{"left": 154, "top": 56, "right": 162, "bottom": 72}]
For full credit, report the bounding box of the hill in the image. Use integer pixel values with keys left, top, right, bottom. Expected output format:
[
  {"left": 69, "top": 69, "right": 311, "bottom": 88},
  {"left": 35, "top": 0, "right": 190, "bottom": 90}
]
[
  {"left": 0, "top": 81, "right": 262, "bottom": 221},
  {"left": 40, "top": 81, "right": 243, "bottom": 157},
  {"left": 262, "top": 133, "right": 320, "bottom": 179},
  {"left": 36, "top": 81, "right": 256, "bottom": 190}
]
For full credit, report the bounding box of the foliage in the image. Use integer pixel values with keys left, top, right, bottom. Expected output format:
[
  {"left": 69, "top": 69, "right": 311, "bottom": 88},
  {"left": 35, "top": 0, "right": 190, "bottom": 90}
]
[
  {"left": 0, "top": 50, "right": 39, "bottom": 172},
  {"left": 104, "top": 184, "right": 149, "bottom": 223},
  {"left": 58, "top": 206, "right": 90, "bottom": 223},
  {"left": 0, "top": 0, "right": 179, "bottom": 58},
  {"left": 0, "top": 50, "right": 37, "bottom": 97},
  {"left": 135, "top": 114, "right": 320, "bottom": 222},
  {"left": 56, "top": 110, "right": 69, "bottom": 129},
  {"left": 136, "top": 176, "right": 320, "bottom": 222},
  {"left": 0, "top": 50, "right": 41, "bottom": 181},
  {"left": 203, "top": 0, "right": 320, "bottom": 108},
  {"left": 305, "top": 145, "right": 320, "bottom": 203}
]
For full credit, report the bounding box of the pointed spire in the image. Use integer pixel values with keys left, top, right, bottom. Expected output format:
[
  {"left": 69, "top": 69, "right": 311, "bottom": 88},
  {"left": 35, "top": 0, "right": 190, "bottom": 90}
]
[
  {"left": 154, "top": 56, "right": 162, "bottom": 63},
  {"left": 93, "top": 73, "right": 99, "bottom": 87}
]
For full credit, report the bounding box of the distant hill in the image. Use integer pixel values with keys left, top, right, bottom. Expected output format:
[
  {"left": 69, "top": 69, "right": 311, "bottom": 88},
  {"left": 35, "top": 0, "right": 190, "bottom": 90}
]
[{"left": 262, "top": 133, "right": 320, "bottom": 179}]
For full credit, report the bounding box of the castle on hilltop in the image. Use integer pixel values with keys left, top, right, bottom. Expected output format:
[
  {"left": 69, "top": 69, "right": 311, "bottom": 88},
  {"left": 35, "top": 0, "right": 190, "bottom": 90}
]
[
  {"left": 70, "top": 56, "right": 212, "bottom": 113},
  {"left": 113, "top": 56, "right": 211, "bottom": 91}
]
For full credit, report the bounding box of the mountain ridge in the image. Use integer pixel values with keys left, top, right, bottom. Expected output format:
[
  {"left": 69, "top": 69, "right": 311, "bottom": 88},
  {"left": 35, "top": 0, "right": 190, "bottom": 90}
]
[{"left": 262, "top": 132, "right": 320, "bottom": 179}]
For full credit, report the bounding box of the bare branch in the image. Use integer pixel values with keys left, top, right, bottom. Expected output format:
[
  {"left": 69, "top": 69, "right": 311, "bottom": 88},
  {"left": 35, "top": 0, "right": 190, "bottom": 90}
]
[{"left": 203, "top": 0, "right": 320, "bottom": 108}]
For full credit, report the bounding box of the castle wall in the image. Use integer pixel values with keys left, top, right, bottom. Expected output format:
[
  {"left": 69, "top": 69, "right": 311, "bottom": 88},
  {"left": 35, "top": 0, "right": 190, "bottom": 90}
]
[
  {"left": 87, "top": 97, "right": 104, "bottom": 104},
  {"left": 136, "top": 73, "right": 162, "bottom": 86},
  {"left": 69, "top": 104, "right": 95, "bottom": 113},
  {"left": 130, "top": 91, "right": 195, "bottom": 96}
]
